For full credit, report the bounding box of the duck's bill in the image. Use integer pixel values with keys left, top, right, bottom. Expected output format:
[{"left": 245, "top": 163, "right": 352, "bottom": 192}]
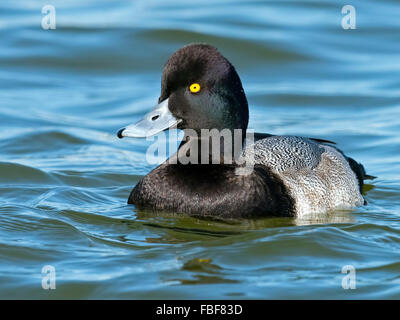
[{"left": 117, "top": 98, "right": 181, "bottom": 138}]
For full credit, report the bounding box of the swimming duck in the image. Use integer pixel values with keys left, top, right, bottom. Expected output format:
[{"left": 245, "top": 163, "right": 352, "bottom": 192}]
[{"left": 117, "top": 43, "right": 373, "bottom": 218}]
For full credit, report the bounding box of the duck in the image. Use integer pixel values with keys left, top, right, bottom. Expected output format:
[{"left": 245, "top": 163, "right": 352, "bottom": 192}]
[{"left": 117, "top": 43, "right": 373, "bottom": 219}]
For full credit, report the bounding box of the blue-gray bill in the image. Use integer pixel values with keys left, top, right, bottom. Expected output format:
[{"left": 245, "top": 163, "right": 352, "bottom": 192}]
[{"left": 117, "top": 98, "right": 181, "bottom": 138}]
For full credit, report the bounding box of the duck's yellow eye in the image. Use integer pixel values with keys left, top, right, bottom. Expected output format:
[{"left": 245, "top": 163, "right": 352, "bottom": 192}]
[{"left": 189, "top": 83, "right": 201, "bottom": 93}]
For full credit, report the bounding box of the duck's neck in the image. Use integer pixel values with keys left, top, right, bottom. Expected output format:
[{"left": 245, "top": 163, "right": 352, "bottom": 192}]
[{"left": 172, "top": 129, "right": 247, "bottom": 165}]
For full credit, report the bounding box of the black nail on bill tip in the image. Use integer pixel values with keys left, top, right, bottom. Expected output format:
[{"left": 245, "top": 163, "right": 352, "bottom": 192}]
[{"left": 117, "top": 128, "right": 125, "bottom": 139}]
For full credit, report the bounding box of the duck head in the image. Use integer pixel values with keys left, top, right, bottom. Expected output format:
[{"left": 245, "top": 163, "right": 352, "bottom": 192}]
[{"left": 118, "top": 43, "right": 249, "bottom": 141}]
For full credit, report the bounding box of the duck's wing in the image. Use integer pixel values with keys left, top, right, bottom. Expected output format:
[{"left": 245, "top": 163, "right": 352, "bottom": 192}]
[
  {"left": 254, "top": 132, "right": 336, "bottom": 145},
  {"left": 254, "top": 133, "right": 375, "bottom": 180},
  {"left": 323, "top": 144, "right": 376, "bottom": 182},
  {"left": 245, "top": 135, "right": 375, "bottom": 191},
  {"left": 243, "top": 135, "right": 370, "bottom": 213},
  {"left": 245, "top": 135, "right": 325, "bottom": 172}
]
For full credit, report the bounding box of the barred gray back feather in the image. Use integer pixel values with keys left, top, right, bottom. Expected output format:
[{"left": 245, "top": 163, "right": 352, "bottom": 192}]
[{"left": 243, "top": 136, "right": 364, "bottom": 217}]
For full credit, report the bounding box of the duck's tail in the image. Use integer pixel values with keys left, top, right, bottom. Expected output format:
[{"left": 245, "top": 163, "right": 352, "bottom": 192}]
[{"left": 346, "top": 156, "right": 376, "bottom": 194}]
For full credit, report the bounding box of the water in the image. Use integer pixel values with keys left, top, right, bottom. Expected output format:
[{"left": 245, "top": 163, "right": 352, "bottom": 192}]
[{"left": 0, "top": 0, "right": 399, "bottom": 299}]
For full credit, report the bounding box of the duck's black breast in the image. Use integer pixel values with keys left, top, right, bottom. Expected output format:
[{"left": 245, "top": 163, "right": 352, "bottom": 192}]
[{"left": 129, "top": 163, "right": 296, "bottom": 218}]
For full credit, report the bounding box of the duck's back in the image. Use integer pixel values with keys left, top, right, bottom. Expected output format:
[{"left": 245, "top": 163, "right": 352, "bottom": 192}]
[{"left": 243, "top": 136, "right": 365, "bottom": 216}]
